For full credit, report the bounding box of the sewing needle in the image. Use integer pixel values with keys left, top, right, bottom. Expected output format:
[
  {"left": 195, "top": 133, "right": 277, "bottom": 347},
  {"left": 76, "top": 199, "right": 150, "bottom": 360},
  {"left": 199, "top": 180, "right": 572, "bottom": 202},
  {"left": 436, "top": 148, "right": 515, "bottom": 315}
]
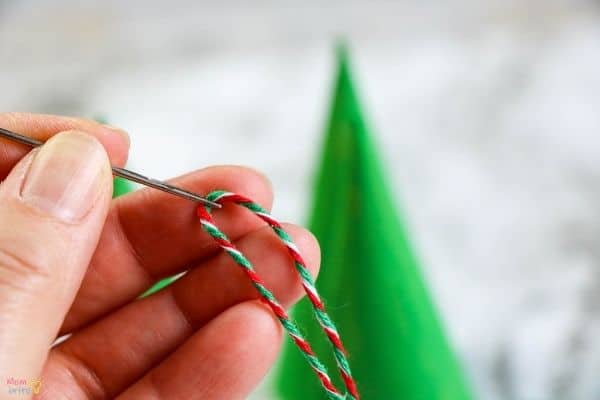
[{"left": 0, "top": 127, "right": 221, "bottom": 208}]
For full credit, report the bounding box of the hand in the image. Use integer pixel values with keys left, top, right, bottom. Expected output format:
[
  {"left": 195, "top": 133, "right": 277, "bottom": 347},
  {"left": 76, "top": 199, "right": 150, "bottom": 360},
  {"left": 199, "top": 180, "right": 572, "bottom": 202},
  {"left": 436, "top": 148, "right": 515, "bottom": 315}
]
[{"left": 0, "top": 113, "right": 320, "bottom": 399}]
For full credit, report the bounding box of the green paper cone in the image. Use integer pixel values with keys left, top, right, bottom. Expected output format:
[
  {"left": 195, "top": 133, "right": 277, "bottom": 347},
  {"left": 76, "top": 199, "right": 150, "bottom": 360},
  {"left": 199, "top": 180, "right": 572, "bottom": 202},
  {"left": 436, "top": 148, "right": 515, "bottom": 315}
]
[{"left": 275, "top": 46, "right": 472, "bottom": 399}]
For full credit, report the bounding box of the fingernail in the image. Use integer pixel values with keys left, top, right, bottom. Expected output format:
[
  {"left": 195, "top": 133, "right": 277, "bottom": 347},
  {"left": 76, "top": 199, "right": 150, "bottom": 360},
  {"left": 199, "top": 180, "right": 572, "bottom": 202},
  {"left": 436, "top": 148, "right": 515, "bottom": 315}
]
[{"left": 21, "top": 132, "right": 109, "bottom": 222}]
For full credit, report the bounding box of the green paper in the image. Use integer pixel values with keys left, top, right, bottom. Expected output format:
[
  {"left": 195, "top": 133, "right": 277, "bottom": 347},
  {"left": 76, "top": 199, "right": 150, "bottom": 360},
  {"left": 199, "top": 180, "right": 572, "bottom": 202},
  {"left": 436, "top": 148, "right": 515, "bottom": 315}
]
[
  {"left": 113, "top": 176, "right": 133, "bottom": 197},
  {"left": 140, "top": 274, "right": 182, "bottom": 297},
  {"left": 276, "top": 45, "right": 472, "bottom": 399}
]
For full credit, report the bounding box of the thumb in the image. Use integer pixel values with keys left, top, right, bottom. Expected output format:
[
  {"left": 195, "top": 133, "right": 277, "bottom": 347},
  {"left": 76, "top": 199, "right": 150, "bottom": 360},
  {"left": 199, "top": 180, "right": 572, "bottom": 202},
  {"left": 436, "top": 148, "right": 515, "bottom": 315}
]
[{"left": 0, "top": 131, "right": 113, "bottom": 384}]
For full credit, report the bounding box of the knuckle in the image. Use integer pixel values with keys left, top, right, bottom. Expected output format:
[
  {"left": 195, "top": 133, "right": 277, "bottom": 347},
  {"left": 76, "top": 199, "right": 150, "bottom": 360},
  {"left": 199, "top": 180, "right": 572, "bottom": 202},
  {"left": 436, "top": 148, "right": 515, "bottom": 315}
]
[
  {"left": 0, "top": 246, "right": 52, "bottom": 289},
  {"left": 54, "top": 349, "right": 108, "bottom": 400}
]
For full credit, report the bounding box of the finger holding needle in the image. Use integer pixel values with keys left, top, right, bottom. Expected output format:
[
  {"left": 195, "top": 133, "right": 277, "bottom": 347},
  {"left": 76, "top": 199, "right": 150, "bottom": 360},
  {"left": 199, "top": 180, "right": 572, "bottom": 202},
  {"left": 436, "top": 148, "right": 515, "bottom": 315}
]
[{"left": 0, "top": 127, "right": 221, "bottom": 208}]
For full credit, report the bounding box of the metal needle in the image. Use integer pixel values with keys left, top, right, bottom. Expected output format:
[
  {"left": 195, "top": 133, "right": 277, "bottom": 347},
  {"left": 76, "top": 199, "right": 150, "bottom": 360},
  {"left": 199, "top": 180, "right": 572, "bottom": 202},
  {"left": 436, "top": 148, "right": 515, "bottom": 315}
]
[{"left": 0, "top": 127, "right": 221, "bottom": 208}]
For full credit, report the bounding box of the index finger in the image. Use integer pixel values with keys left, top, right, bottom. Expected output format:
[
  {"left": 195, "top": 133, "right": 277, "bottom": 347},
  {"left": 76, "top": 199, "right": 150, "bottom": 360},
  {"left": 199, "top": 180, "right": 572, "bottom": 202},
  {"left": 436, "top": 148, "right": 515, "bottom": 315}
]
[
  {"left": 59, "top": 165, "right": 274, "bottom": 334},
  {"left": 0, "top": 113, "right": 130, "bottom": 177}
]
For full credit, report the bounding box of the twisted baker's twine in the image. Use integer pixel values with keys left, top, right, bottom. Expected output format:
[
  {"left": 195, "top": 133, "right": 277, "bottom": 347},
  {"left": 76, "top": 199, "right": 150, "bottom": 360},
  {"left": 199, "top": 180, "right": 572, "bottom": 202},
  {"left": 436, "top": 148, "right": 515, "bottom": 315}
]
[{"left": 197, "top": 190, "right": 359, "bottom": 400}]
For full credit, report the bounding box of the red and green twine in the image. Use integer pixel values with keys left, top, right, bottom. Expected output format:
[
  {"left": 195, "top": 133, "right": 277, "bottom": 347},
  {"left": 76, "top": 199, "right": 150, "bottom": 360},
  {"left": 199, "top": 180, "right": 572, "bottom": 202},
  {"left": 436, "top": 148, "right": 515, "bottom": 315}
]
[{"left": 197, "top": 190, "right": 359, "bottom": 400}]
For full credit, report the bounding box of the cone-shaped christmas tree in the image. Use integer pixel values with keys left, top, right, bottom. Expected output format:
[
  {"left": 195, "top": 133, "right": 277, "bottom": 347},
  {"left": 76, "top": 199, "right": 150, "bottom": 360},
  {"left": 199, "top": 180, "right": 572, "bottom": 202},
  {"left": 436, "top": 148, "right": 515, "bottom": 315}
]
[{"left": 276, "top": 46, "right": 472, "bottom": 399}]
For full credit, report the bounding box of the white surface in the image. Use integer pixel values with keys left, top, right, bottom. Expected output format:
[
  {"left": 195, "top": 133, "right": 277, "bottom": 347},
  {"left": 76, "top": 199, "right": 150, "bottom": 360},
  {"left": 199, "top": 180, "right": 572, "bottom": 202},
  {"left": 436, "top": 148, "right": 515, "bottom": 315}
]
[{"left": 2, "top": 1, "right": 600, "bottom": 398}]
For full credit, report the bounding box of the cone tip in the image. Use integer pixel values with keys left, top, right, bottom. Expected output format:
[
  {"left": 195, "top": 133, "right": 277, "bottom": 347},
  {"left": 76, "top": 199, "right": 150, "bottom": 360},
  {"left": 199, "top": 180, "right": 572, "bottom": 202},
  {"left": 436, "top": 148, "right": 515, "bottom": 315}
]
[{"left": 334, "top": 39, "right": 351, "bottom": 72}]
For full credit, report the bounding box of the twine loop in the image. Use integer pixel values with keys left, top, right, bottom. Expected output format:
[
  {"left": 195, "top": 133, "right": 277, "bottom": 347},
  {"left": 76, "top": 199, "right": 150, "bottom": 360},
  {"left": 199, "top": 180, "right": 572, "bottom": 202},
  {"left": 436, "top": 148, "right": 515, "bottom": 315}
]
[{"left": 197, "top": 190, "right": 359, "bottom": 400}]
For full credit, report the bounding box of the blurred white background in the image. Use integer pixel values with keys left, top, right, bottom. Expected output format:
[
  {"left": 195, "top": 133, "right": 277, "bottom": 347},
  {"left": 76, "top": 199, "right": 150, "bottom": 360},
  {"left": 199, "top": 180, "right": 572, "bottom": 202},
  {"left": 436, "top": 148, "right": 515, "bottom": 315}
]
[{"left": 2, "top": 1, "right": 600, "bottom": 398}]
